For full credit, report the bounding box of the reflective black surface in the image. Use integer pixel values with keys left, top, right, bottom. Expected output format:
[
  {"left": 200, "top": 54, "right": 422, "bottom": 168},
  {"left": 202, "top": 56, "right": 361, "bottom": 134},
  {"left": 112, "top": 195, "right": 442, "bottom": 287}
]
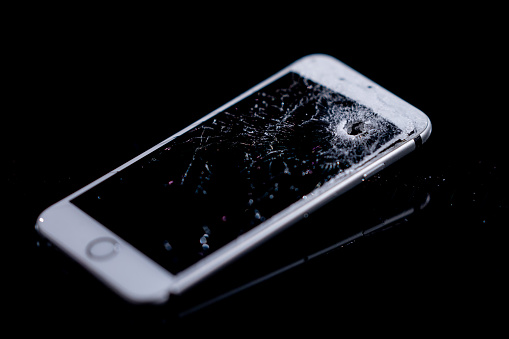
[{"left": 7, "top": 10, "right": 506, "bottom": 335}]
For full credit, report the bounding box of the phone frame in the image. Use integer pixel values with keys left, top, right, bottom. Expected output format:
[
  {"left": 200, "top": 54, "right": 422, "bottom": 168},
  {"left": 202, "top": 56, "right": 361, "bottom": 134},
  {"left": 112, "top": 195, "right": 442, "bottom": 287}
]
[{"left": 36, "top": 54, "right": 432, "bottom": 304}]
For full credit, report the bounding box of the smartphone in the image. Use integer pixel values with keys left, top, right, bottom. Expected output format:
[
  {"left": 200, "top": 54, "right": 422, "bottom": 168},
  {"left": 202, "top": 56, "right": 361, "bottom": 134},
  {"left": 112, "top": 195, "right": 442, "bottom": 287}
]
[{"left": 36, "top": 54, "right": 431, "bottom": 303}]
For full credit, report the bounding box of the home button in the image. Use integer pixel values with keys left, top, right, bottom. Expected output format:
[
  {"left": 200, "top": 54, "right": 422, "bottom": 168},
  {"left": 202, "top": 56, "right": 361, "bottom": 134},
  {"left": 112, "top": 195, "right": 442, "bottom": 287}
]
[{"left": 86, "top": 237, "right": 120, "bottom": 260}]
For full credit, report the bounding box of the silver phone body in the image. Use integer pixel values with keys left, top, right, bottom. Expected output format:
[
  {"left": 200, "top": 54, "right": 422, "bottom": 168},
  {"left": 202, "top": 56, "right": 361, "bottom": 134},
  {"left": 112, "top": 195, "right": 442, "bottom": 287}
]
[{"left": 36, "top": 54, "right": 431, "bottom": 303}]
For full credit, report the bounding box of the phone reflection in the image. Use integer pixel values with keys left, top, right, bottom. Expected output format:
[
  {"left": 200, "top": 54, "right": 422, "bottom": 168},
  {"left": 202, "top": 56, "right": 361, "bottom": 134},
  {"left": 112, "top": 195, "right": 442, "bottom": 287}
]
[{"left": 174, "top": 174, "right": 431, "bottom": 318}]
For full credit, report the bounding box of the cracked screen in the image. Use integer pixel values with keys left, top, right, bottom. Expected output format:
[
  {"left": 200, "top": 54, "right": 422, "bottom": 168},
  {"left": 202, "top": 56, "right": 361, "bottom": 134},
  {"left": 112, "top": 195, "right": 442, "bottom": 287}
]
[{"left": 72, "top": 72, "right": 402, "bottom": 274}]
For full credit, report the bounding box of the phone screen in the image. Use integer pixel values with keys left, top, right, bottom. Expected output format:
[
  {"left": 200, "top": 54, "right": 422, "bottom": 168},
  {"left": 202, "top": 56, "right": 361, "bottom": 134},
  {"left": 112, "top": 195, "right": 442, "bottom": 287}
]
[{"left": 72, "top": 72, "right": 401, "bottom": 274}]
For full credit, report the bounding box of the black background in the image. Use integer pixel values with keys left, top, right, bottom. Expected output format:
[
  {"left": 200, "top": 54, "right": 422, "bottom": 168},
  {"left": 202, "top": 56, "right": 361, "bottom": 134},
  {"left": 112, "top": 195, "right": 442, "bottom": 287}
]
[{"left": 7, "top": 6, "right": 507, "bottom": 335}]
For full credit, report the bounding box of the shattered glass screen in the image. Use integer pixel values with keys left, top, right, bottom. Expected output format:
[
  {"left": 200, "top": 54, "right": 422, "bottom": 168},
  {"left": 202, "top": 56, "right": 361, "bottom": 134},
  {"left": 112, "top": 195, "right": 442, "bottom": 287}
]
[{"left": 72, "top": 72, "right": 401, "bottom": 274}]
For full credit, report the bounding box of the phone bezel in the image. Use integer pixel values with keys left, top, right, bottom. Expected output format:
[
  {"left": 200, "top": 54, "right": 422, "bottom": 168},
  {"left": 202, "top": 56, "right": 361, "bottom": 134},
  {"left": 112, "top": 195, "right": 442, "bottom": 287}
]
[{"left": 36, "top": 54, "right": 431, "bottom": 304}]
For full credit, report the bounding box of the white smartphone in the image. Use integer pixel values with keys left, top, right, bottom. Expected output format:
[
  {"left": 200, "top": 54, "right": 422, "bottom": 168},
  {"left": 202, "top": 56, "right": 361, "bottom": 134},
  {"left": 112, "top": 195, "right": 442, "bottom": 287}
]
[{"left": 36, "top": 54, "right": 431, "bottom": 304}]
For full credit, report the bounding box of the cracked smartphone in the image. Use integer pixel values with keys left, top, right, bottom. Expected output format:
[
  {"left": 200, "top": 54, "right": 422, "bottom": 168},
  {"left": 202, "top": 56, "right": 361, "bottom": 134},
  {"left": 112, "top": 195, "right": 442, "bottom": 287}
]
[{"left": 36, "top": 54, "right": 431, "bottom": 303}]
